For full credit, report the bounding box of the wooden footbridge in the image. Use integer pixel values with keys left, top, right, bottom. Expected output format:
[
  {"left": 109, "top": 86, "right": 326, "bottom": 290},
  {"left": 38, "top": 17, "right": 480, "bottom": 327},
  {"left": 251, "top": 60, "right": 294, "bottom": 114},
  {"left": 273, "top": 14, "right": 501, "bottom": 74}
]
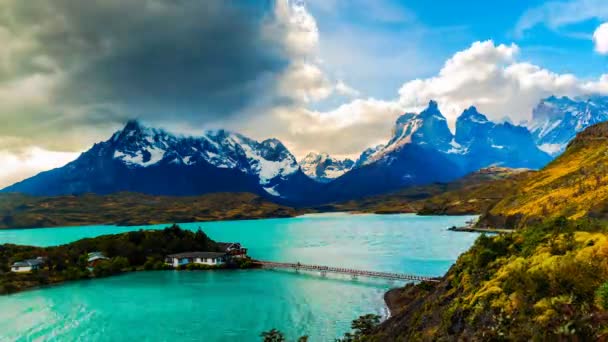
[{"left": 257, "top": 261, "right": 440, "bottom": 282}]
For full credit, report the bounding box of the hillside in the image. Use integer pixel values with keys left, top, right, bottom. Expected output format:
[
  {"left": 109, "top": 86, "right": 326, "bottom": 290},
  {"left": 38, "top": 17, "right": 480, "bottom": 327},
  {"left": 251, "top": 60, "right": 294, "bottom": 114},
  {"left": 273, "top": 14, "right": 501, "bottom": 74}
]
[
  {"left": 326, "top": 167, "right": 530, "bottom": 215},
  {"left": 0, "top": 192, "right": 300, "bottom": 229},
  {"left": 368, "top": 218, "right": 608, "bottom": 340},
  {"left": 479, "top": 121, "right": 608, "bottom": 229}
]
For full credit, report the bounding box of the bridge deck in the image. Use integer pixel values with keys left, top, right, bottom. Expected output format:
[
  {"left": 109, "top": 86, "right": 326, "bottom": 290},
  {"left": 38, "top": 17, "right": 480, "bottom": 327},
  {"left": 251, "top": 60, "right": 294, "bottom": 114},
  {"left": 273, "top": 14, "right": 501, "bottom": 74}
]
[{"left": 257, "top": 261, "right": 440, "bottom": 282}]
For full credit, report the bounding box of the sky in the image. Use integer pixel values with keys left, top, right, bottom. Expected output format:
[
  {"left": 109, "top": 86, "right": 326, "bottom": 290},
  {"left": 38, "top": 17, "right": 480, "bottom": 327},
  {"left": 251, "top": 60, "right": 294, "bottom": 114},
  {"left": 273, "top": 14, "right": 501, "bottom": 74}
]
[{"left": 2, "top": 0, "right": 608, "bottom": 188}]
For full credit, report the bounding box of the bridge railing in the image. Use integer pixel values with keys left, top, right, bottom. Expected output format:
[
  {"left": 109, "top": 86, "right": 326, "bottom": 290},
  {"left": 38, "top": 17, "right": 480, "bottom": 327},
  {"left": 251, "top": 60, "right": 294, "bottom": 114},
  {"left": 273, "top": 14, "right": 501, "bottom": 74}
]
[{"left": 257, "top": 261, "right": 440, "bottom": 282}]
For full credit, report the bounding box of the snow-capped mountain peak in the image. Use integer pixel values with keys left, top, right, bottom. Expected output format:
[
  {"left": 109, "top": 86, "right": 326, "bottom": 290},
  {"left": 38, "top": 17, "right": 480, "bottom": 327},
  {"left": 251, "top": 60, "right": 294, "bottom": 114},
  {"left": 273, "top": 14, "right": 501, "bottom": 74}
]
[
  {"left": 459, "top": 106, "right": 489, "bottom": 124},
  {"left": 528, "top": 95, "right": 608, "bottom": 156},
  {"left": 111, "top": 121, "right": 298, "bottom": 191},
  {"left": 357, "top": 100, "right": 454, "bottom": 166},
  {"left": 300, "top": 152, "right": 354, "bottom": 183}
]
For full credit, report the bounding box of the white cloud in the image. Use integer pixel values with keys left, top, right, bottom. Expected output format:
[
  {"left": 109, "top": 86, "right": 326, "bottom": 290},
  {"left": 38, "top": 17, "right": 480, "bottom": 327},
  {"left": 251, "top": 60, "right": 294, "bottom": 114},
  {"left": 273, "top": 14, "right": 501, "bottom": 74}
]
[
  {"left": 256, "top": 39, "right": 608, "bottom": 161},
  {"left": 270, "top": 0, "right": 337, "bottom": 103},
  {"left": 271, "top": 0, "right": 320, "bottom": 58},
  {"left": 278, "top": 62, "right": 333, "bottom": 103},
  {"left": 0, "top": 148, "right": 79, "bottom": 188},
  {"left": 268, "top": 99, "right": 403, "bottom": 158},
  {"left": 397, "top": 40, "right": 608, "bottom": 126},
  {"left": 593, "top": 23, "right": 608, "bottom": 54},
  {"left": 516, "top": 0, "right": 608, "bottom": 36},
  {"left": 335, "top": 81, "right": 360, "bottom": 97}
]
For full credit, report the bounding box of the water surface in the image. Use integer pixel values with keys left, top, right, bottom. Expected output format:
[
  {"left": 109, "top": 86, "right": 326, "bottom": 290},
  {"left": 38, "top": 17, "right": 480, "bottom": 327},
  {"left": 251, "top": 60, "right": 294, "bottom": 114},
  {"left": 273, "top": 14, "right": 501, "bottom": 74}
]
[{"left": 0, "top": 213, "right": 478, "bottom": 341}]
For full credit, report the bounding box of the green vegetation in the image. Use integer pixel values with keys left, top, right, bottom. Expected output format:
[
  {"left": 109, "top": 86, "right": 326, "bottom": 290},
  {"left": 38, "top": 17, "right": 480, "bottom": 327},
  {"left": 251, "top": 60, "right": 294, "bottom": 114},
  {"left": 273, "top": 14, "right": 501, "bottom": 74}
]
[
  {"left": 0, "top": 224, "right": 252, "bottom": 294},
  {"left": 480, "top": 122, "right": 608, "bottom": 229},
  {"left": 336, "top": 314, "right": 382, "bottom": 341},
  {"left": 368, "top": 218, "right": 608, "bottom": 340},
  {"left": 0, "top": 192, "right": 302, "bottom": 229},
  {"left": 258, "top": 314, "right": 380, "bottom": 342},
  {"left": 326, "top": 167, "right": 529, "bottom": 215}
]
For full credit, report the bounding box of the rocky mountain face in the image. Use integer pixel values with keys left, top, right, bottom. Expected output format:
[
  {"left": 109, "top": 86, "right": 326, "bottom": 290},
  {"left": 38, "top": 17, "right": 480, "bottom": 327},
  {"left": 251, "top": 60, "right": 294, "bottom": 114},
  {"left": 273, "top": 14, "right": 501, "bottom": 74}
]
[
  {"left": 527, "top": 95, "right": 608, "bottom": 156},
  {"left": 2, "top": 120, "right": 322, "bottom": 203},
  {"left": 455, "top": 106, "right": 551, "bottom": 171},
  {"left": 299, "top": 152, "right": 354, "bottom": 183},
  {"left": 7, "top": 96, "right": 603, "bottom": 204},
  {"left": 323, "top": 101, "right": 550, "bottom": 201}
]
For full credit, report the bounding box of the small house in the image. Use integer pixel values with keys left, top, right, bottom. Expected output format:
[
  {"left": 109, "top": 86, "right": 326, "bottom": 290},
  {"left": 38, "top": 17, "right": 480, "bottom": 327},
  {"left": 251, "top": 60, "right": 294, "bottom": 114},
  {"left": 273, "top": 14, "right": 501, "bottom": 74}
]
[
  {"left": 87, "top": 252, "right": 109, "bottom": 267},
  {"left": 11, "top": 257, "right": 45, "bottom": 273},
  {"left": 217, "top": 242, "right": 248, "bottom": 258},
  {"left": 165, "top": 252, "right": 227, "bottom": 268}
]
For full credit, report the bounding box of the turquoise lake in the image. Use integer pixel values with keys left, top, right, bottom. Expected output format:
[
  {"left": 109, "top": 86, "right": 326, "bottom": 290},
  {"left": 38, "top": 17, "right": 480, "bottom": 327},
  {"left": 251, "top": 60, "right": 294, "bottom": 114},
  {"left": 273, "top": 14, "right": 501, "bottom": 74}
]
[{"left": 0, "top": 213, "right": 479, "bottom": 341}]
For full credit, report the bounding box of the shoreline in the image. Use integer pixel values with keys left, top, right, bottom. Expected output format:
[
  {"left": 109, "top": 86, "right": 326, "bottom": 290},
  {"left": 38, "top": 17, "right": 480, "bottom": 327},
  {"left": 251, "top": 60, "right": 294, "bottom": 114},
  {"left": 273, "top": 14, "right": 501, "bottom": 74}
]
[
  {"left": 1, "top": 262, "right": 263, "bottom": 296},
  {"left": 447, "top": 225, "right": 513, "bottom": 234},
  {"left": 384, "top": 287, "right": 404, "bottom": 316}
]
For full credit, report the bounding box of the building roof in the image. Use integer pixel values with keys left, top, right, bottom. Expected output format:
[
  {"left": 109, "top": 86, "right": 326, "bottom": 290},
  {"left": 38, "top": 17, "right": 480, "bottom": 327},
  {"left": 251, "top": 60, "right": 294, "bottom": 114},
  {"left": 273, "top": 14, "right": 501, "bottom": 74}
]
[
  {"left": 12, "top": 257, "right": 45, "bottom": 267},
  {"left": 167, "top": 252, "right": 226, "bottom": 259},
  {"left": 87, "top": 252, "right": 108, "bottom": 262},
  {"left": 216, "top": 242, "right": 241, "bottom": 251}
]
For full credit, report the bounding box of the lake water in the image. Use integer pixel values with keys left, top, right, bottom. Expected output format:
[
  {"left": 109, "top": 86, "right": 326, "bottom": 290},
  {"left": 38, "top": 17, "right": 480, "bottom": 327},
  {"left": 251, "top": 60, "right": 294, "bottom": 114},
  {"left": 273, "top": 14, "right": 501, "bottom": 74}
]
[{"left": 0, "top": 213, "right": 478, "bottom": 341}]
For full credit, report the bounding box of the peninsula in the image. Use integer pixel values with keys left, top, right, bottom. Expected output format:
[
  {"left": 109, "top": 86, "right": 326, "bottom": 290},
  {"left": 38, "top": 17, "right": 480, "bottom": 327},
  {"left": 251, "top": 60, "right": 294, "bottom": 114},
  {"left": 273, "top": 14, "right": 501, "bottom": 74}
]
[{"left": 0, "top": 224, "right": 254, "bottom": 294}]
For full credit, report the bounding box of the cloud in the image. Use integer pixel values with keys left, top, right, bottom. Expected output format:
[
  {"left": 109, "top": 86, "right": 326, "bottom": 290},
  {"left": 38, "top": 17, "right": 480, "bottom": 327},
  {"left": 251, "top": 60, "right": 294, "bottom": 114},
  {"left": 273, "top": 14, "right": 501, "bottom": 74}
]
[
  {"left": 335, "top": 81, "right": 360, "bottom": 97},
  {"left": 0, "top": 148, "right": 79, "bottom": 188},
  {"left": 0, "top": 0, "right": 331, "bottom": 186},
  {"left": 242, "top": 99, "right": 402, "bottom": 158},
  {"left": 258, "top": 39, "right": 608, "bottom": 161},
  {"left": 593, "top": 23, "right": 608, "bottom": 54},
  {"left": 0, "top": 0, "right": 293, "bottom": 153},
  {"left": 515, "top": 0, "right": 608, "bottom": 36},
  {"left": 397, "top": 40, "right": 608, "bottom": 125}
]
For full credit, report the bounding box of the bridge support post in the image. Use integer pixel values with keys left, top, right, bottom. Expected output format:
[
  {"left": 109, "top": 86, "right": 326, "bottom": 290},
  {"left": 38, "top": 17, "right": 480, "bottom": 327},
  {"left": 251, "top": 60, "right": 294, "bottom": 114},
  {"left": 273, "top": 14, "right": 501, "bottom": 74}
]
[{"left": 320, "top": 271, "right": 327, "bottom": 277}]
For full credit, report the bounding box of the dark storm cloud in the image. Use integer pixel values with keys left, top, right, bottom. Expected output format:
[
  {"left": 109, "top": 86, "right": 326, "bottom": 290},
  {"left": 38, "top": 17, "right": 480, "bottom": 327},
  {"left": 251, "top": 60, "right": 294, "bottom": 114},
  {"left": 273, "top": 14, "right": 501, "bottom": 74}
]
[{"left": 0, "top": 0, "right": 290, "bottom": 148}]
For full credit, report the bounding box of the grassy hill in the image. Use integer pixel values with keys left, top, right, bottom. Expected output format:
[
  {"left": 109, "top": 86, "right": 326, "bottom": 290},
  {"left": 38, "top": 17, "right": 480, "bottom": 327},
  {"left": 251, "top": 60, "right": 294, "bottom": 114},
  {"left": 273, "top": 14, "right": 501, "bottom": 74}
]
[
  {"left": 0, "top": 192, "right": 301, "bottom": 229},
  {"left": 367, "top": 218, "right": 608, "bottom": 340},
  {"left": 355, "top": 123, "right": 608, "bottom": 340},
  {"left": 479, "top": 122, "right": 608, "bottom": 229},
  {"left": 325, "top": 167, "right": 529, "bottom": 215}
]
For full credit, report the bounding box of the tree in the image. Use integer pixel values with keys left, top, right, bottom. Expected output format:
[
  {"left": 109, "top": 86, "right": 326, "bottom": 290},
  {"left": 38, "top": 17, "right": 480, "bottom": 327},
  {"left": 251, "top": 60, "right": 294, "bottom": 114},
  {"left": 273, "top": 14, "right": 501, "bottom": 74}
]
[
  {"left": 260, "top": 329, "right": 285, "bottom": 342},
  {"left": 336, "top": 314, "right": 382, "bottom": 341},
  {"left": 351, "top": 314, "right": 381, "bottom": 336}
]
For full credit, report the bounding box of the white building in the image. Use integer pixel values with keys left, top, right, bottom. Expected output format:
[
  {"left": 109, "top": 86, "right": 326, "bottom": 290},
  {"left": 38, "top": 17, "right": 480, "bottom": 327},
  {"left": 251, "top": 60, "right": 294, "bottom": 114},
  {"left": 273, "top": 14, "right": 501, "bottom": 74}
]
[
  {"left": 11, "top": 257, "right": 45, "bottom": 273},
  {"left": 165, "top": 252, "right": 227, "bottom": 268}
]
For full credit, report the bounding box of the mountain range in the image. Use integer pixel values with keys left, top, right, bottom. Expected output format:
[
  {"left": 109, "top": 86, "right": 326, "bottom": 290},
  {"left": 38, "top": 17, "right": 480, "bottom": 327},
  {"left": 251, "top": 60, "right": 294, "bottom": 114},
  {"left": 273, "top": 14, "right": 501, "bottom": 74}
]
[
  {"left": 299, "top": 152, "right": 354, "bottom": 183},
  {"left": 527, "top": 95, "right": 608, "bottom": 155},
  {"left": 4, "top": 96, "right": 608, "bottom": 204},
  {"left": 2, "top": 120, "right": 322, "bottom": 203}
]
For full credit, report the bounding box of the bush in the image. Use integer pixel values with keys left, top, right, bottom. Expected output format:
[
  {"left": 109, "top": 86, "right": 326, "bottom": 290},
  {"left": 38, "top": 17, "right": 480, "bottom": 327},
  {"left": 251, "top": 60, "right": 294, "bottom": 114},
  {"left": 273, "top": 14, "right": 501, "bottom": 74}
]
[{"left": 596, "top": 282, "right": 608, "bottom": 310}]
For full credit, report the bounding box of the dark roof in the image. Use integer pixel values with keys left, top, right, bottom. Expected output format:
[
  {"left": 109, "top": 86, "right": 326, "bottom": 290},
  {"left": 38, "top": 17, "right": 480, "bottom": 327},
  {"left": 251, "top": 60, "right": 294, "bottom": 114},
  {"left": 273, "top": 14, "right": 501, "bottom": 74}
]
[
  {"left": 166, "top": 252, "right": 226, "bottom": 259},
  {"left": 216, "top": 242, "right": 242, "bottom": 251},
  {"left": 12, "top": 258, "right": 45, "bottom": 267}
]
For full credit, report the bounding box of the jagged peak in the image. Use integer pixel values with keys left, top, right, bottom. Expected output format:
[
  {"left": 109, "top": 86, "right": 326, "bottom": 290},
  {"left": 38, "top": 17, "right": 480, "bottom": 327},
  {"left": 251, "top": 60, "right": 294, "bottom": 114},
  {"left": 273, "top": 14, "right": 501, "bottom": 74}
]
[
  {"left": 459, "top": 106, "right": 489, "bottom": 123},
  {"left": 419, "top": 100, "right": 444, "bottom": 119},
  {"left": 123, "top": 119, "right": 144, "bottom": 131}
]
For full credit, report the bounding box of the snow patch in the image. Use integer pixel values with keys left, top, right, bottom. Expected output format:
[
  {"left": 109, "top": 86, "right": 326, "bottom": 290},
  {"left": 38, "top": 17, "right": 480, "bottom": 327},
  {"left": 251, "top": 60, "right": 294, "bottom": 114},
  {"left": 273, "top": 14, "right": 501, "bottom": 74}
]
[
  {"left": 263, "top": 186, "right": 281, "bottom": 197},
  {"left": 113, "top": 146, "right": 166, "bottom": 167}
]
